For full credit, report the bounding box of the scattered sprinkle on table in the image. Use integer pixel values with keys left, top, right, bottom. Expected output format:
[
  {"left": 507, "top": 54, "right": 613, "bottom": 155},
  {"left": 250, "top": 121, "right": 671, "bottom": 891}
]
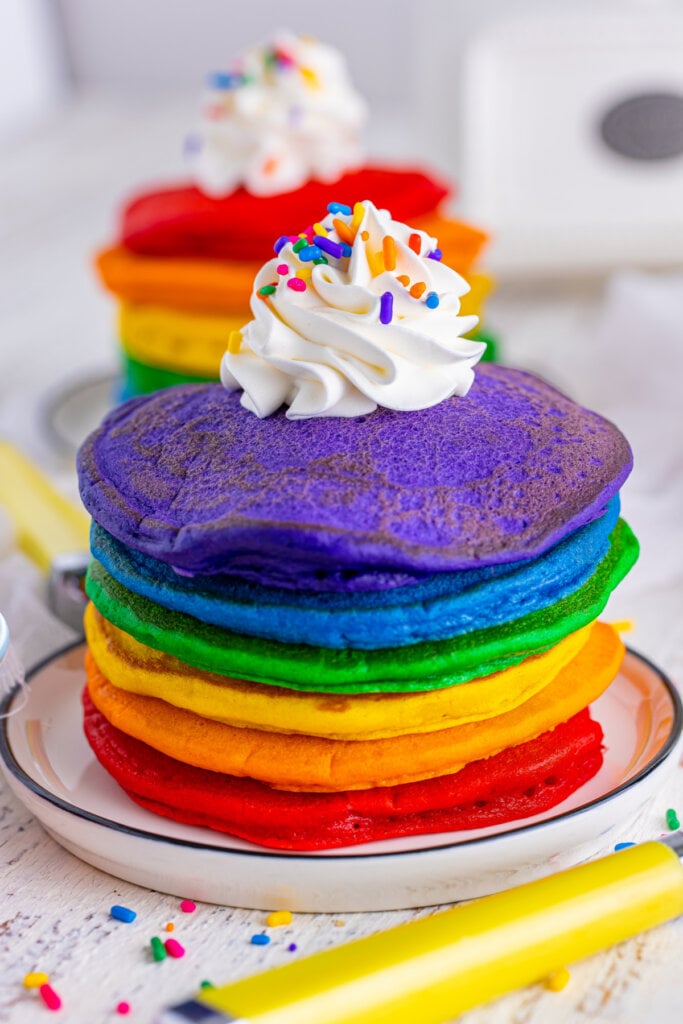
[
  {"left": 288, "top": 943, "right": 298, "bottom": 953},
  {"left": 545, "top": 968, "right": 571, "bottom": 992},
  {"left": 165, "top": 922, "right": 174, "bottom": 932},
  {"left": 666, "top": 808, "right": 680, "bottom": 830},
  {"left": 266, "top": 910, "right": 292, "bottom": 927},
  {"left": 116, "top": 1001, "right": 131, "bottom": 1015},
  {"left": 180, "top": 900, "right": 196, "bottom": 913},
  {"left": 39, "top": 983, "right": 62, "bottom": 1011},
  {"left": 110, "top": 905, "right": 137, "bottom": 923},
  {"left": 614, "top": 842, "right": 636, "bottom": 851},
  {"left": 150, "top": 936, "right": 167, "bottom": 962},
  {"left": 200, "top": 980, "right": 214, "bottom": 989},
  {"left": 165, "top": 938, "right": 185, "bottom": 958},
  {"left": 23, "top": 972, "right": 49, "bottom": 989},
  {"left": 251, "top": 934, "right": 270, "bottom": 946},
  {"left": 334, "top": 920, "right": 346, "bottom": 927}
]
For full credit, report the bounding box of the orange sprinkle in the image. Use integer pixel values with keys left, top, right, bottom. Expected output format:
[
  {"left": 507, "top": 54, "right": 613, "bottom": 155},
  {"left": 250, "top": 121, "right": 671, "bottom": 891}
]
[
  {"left": 408, "top": 232, "right": 421, "bottom": 254},
  {"left": 165, "top": 922, "right": 174, "bottom": 932},
  {"left": 333, "top": 218, "right": 355, "bottom": 245},
  {"left": 361, "top": 230, "right": 369, "bottom": 241},
  {"left": 410, "top": 281, "right": 426, "bottom": 298},
  {"left": 382, "top": 236, "right": 397, "bottom": 271},
  {"left": 396, "top": 274, "right": 410, "bottom": 287},
  {"left": 262, "top": 157, "right": 278, "bottom": 175},
  {"left": 227, "top": 330, "right": 242, "bottom": 353}
]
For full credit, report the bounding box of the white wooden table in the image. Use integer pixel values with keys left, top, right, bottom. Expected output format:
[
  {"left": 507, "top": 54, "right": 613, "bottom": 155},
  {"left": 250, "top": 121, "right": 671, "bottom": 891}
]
[{"left": 1, "top": 93, "right": 683, "bottom": 1023}]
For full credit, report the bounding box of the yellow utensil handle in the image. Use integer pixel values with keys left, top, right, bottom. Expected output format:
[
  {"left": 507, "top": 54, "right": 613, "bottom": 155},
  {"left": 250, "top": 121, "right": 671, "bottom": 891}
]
[
  {"left": 189, "top": 842, "right": 683, "bottom": 1024},
  {"left": 0, "top": 441, "right": 89, "bottom": 572}
]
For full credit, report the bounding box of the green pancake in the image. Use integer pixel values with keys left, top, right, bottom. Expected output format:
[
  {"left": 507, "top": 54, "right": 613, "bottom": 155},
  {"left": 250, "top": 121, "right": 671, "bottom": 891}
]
[{"left": 85, "top": 519, "right": 637, "bottom": 694}]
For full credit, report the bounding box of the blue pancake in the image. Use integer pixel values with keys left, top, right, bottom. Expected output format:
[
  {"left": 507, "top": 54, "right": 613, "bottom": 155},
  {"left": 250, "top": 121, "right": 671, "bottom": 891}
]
[
  {"left": 90, "top": 499, "right": 620, "bottom": 650},
  {"left": 76, "top": 365, "right": 634, "bottom": 589}
]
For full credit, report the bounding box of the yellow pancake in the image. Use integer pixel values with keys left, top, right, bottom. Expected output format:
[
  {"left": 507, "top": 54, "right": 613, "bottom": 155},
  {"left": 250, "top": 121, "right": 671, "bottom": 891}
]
[
  {"left": 119, "top": 303, "right": 246, "bottom": 377},
  {"left": 85, "top": 603, "right": 592, "bottom": 739},
  {"left": 85, "top": 622, "right": 623, "bottom": 791}
]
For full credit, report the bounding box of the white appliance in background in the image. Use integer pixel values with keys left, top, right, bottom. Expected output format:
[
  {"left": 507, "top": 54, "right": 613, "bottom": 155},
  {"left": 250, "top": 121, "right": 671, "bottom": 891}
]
[
  {"left": 458, "top": 1, "right": 683, "bottom": 277},
  {"left": 0, "top": 0, "right": 66, "bottom": 141}
]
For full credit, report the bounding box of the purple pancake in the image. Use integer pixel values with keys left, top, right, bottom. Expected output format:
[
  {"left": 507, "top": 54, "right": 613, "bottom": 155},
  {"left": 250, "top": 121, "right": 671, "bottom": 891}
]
[{"left": 77, "top": 364, "right": 632, "bottom": 589}]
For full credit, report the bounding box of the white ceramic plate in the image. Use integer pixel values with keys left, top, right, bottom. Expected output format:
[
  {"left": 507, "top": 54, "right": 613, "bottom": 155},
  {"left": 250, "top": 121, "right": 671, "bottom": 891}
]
[
  {"left": 1, "top": 643, "right": 681, "bottom": 912},
  {"left": 39, "top": 370, "right": 120, "bottom": 457}
]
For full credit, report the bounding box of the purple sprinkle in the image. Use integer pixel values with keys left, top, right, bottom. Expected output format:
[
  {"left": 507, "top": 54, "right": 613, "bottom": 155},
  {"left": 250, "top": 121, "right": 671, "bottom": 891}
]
[
  {"left": 427, "top": 248, "right": 443, "bottom": 261},
  {"left": 379, "top": 291, "right": 393, "bottom": 325},
  {"left": 288, "top": 943, "right": 298, "bottom": 952},
  {"left": 274, "top": 236, "right": 289, "bottom": 255},
  {"left": 314, "top": 235, "right": 344, "bottom": 259}
]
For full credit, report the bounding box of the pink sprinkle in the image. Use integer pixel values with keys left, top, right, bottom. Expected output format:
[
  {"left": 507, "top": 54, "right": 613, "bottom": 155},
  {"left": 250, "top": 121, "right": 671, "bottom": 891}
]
[
  {"left": 165, "top": 938, "right": 185, "bottom": 958},
  {"left": 287, "top": 278, "right": 306, "bottom": 292},
  {"left": 180, "top": 900, "right": 196, "bottom": 914},
  {"left": 116, "top": 1002, "right": 131, "bottom": 1015},
  {"left": 39, "top": 984, "right": 62, "bottom": 1011},
  {"left": 276, "top": 264, "right": 289, "bottom": 275},
  {"left": 287, "top": 235, "right": 300, "bottom": 242}
]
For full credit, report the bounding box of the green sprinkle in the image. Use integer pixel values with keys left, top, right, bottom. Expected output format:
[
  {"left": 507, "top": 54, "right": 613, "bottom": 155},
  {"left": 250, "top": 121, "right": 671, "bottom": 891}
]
[
  {"left": 200, "top": 980, "right": 214, "bottom": 989},
  {"left": 292, "top": 238, "right": 307, "bottom": 253},
  {"left": 666, "top": 808, "right": 680, "bottom": 830},
  {"left": 313, "top": 256, "right": 329, "bottom": 264},
  {"left": 151, "top": 936, "right": 167, "bottom": 962},
  {"left": 258, "top": 285, "right": 277, "bottom": 296}
]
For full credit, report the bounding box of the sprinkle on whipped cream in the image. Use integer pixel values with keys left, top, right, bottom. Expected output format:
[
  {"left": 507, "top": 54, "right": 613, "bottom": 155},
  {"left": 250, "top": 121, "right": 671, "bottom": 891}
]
[
  {"left": 220, "top": 200, "right": 485, "bottom": 419},
  {"left": 188, "top": 32, "right": 367, "bottom": 198}
]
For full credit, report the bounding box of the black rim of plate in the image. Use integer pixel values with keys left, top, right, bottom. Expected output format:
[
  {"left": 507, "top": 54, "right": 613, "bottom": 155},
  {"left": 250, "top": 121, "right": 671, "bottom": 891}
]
[{"left": 1, "top": 641, "right": 681, "bottom": 863}]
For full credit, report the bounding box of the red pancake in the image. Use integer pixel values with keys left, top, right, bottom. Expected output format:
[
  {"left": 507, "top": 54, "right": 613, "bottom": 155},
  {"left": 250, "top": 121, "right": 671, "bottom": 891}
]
[
  {"left": 120, "top": 166, "right": 451, "bottom": 261},
  {"left": 83, "top": 690, "right": 604, "bottom": 850}
]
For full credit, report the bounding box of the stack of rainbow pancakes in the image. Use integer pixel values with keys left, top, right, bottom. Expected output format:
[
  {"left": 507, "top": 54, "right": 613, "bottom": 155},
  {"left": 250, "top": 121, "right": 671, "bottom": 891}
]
[{"left": 78, "top": 199, "right": 638, "bottom": 851}]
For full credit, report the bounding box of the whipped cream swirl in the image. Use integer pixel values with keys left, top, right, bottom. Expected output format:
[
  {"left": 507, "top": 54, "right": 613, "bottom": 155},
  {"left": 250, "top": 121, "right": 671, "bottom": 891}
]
[
  {"left": 221, "top": 200, "right": 485, "bottom": 418},
  {"left": 189, "top": 32, "right": 367, "bottom": 198}
]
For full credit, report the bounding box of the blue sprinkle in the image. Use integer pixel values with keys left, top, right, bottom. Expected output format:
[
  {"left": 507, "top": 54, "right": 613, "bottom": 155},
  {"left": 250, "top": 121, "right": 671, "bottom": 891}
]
[
  {"left": 341, "top": 243, "right": 353, "bottom": 258},
  {"left": 298, "top": 245, "right": 323, "bottom": 262},
  {"left": 379, "top": 291, "right": 393, "bottom": 325},
  {"left": 273, "top": 235, "right": 289, "bottom": 255},
  {"left": 614, "top": 842, "right": 636, "bottom": 851},
  {"left": 427, "top": 248, "right": 443, "bottom": 261},
  {"left": 327, "top": 202, "right": 352, "bottom": 215},
  {"left": 110, "top": 904, "right": 137, "bottom": 924},
  {"left": 208, "top": 71, "right": 241, "bottom": 90},
  {"left": 314, "top": 235, "right": 344, "bottom": 259},
  {"left": 251, "top": 934, "right": 270, "bottom": 946},
  {"left": 425, "top": 291, "right": 439, "bottom": 309}
]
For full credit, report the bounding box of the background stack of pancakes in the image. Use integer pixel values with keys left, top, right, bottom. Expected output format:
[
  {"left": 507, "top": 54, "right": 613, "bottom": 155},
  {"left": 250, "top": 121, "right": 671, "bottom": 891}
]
[
  {"left": 77, "top": 362, "right": 637, "bottom": 850},
  {"left": 95, "top": 169, "right": 494, "bottom": 399}
]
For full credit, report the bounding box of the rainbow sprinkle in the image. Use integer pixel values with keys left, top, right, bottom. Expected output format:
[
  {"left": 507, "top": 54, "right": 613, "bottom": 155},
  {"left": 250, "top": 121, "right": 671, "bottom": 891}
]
[
  {"left": 116, "top": 1001, "right": 131, "bottom": 1015},
  {"left": 666, "top": 808, "right": 680, "bottom": 830},
  {"left": 382, "top": 236, "right": 397, "bottom": 271},
  {"left": 23, "top": 972, "right": 49, "bottom": 989},
  {"left": 110, "top": 905, "right": 136, "bottom": 924},
  {"left": 258, "top": 284, "right": 277, "bottom": 297},
  {"left": 298, "top": 245, "right": 323, "bottom": 262},
  {"left": 251, "top": 934, "right": 271, "bottom": 946},
  {"left": 180, "top": 900, "right": 197, "bottom": 914},
  {"left": 327, "top": 202, "right": 352, "bottom": 215},
  {"left": 287, "top": 278, "right": 307, "bottom": 292},
  {"left": 425, "top": 291, "right": 439, "bottom": 309},
  {"left": 379, "top": 292, "right": 393, "bottom": 325},
  {"left": 151, "top": 936, "right": 167, "bottom": 962},
  {"left": 165, "top": 938, "right": 185, "bottom": 959},
  {"left": 314, "top": 235, "right": 344, "bottom": 259},
  {"left": 273, "top": 235, "right": 289, "bottom": 255},
  {"left": 39, "top": 984, "right": 62, "bottom": 1011},
  {"left": 427, "top": 248, "right": 442, "bottom": 261},
  {"left": 545, "top": 967, "right": 571, "bottom": 992},
  {"left": 276, "top": 263, "right": 289, "bottom": 275},
  {"left": 266, "top": 910, "right": 293, "bottom": 927}
]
